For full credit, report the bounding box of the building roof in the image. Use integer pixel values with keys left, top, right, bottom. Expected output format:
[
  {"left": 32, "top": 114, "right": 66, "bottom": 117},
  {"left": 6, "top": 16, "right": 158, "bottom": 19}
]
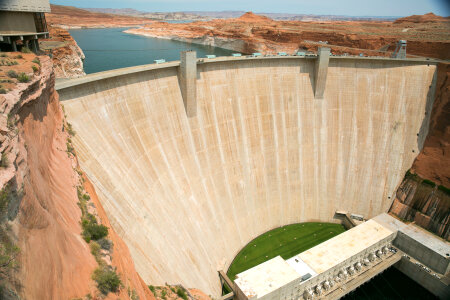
[
  {"left": 298, "top": 220, "right": 394, "bottom": 274},
  {"left": 0, "top": 0, "right": 50, "bottom": 13},
  {"left": 373, "top": 213, "right": 450, "bottom": 258},
  {"left": 234, "top": 256, "right": 300, "bottom": 298}
]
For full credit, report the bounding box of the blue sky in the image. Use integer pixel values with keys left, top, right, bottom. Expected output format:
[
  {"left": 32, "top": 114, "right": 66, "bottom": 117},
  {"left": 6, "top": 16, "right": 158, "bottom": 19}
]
[{"left": 50, "top": 0, "right": 450, "bottom": 17}]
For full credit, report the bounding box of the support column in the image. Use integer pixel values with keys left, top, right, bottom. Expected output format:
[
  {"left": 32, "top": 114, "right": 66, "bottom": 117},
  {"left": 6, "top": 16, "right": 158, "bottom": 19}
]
[
  {"left": 314, "top": 47, "right": 330, "bottom": 99},
  {"left": 179, "top": 51, "right": 197, "bottom": 117},
  {"left": 11, "top": 40, "right": 17, "bottom": 52},
  {"left": 30, "top": 39, "right": 38, "bottom": 53}
]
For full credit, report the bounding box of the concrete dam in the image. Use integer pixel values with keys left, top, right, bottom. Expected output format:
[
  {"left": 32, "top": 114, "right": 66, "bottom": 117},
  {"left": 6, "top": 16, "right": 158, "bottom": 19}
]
[{"left": 57, "top": 52, "right": 437, "bottom": 296}]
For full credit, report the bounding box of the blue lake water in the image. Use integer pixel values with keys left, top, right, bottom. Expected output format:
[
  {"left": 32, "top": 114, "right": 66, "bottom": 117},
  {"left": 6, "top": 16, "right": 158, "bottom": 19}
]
[{"left": 69, "top": 27, "right": 234, "bottom": 74}]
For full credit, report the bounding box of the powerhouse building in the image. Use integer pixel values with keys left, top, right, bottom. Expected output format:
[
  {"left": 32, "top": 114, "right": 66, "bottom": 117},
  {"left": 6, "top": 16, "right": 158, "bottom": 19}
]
[{"left": 0, "top": 0, "right": 50, "bottom": 51}]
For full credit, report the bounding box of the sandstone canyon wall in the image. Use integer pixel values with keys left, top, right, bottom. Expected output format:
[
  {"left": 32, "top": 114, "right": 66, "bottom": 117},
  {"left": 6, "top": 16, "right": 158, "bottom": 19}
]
[{"left": 0, "top": 55, "right": 153, "bottom": 299}]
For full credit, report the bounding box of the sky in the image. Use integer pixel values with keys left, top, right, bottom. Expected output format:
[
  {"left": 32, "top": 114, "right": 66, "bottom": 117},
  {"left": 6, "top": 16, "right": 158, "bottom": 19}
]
[{"left": 50, "top": 0, "right": 450, "bottom": 17}]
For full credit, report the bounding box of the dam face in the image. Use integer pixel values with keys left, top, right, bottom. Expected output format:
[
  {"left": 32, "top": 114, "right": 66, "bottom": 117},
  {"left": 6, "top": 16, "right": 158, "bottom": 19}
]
[{"left": 58, "top": 56, "right": 436, "bottom": 296}]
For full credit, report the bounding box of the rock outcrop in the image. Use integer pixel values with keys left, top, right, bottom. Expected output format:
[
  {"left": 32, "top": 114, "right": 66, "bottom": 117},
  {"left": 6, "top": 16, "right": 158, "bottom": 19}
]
[
  {"left": 125, "top": 12, "right": 450, "bottom": 59},
  {"left": 390, "top": 177, "right": 449, "bottom": 240},
  {"left": 394, "top": 12, "right": 450, "bottom": 24},
  {"left": 41, "top": 26, "right": 86, "bottom": 78}
]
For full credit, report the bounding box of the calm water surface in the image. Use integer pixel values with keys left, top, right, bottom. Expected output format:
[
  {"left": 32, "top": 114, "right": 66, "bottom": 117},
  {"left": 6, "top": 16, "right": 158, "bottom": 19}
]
[{"left": 69, "top": 27, "right": 234, "bottom": 74}]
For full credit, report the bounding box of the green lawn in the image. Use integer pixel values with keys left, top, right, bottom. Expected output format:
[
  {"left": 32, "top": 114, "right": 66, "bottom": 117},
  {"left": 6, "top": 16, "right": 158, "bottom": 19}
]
[{"left": 226, "top": 222, "right": 346, "bottom": 281}]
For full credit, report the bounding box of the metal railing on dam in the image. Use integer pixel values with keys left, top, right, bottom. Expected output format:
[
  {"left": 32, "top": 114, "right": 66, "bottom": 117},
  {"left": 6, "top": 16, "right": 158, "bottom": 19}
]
[{"left": 57, "top": 52, "right": 438, "bottom": 297}]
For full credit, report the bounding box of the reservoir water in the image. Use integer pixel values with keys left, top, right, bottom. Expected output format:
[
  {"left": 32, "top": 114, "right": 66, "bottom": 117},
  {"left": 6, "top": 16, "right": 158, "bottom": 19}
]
[{"left": 69, "top": 27, "right": 234, "bottom": 74}]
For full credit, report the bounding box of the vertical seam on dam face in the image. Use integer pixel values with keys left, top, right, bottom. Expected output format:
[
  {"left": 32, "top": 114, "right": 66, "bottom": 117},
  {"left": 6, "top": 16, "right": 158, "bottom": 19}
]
[{"left": 58, "top": 57, "right": 437, "bottom": 297}]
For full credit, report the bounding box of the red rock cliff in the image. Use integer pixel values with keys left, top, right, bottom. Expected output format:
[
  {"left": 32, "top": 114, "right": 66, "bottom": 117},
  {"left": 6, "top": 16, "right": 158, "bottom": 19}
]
[{"left": 0, "top": 55, "right": 154, "bottom": 299}]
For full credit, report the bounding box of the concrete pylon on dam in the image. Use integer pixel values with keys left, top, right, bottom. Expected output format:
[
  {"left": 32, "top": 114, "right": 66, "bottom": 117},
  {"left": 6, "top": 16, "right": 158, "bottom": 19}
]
[{"left": 57, "top": 53, "right": 437, "bottom": 296}]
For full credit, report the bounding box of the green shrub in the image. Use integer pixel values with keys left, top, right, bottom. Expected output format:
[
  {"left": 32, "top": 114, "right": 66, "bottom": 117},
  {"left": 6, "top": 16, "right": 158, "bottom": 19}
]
[
  {"left": 92, "top": 267, "right": 121, "bottom": 295},
  {"left": 0, "top": 88, "right": 6, "bottom": 94},
  {"left": 0, "top": 185, "right": 10, "bottom": 216},
  {"left": 1, "top": 152, "right": 8, "bottom": 168},
  {"left": 91, "top": 240, "right": 101, "bottom": 253},
  {"left": 176, "top": 287, "right": 188, "bottom": 300},
  {"left": 148, "top": 285, "right": 155, "bottom": 293},
  {"left": 15, "top": 55, "right": 23, "bottom": 59},
  {"left": 66, "top": 141, "right": 74, "bottom": 154},
  {"left": 21, "top": 47, "right": 31, "bottom": 53},
  {"left": 0, "top": 54, "right": 7, "bottom": 58},
  {"left": 161, "top": 289, "right": 167, "bottom": 299},
  {"left": 17, "top": 73, "right": 30, "bottom": 83},
  {"left": 66, "top": 122, "right": 76, "bottom": 136},
  {"left": 405, "top": 169, "right": 419, "bottom": 182},
  {"left": 82, "top": 217, "right": 108, "bottom": 242},
  {"left": 7, "top": 113, "right": 15, "bottom": 129},
  {"left": 32, "top": 58, "right": 40, "bottom": 66},
  {"left": 97, "top": 238, "right": 112, "bottom": 250},
  {"left": 7, "top": 70, "right": 17, "bottom": 78},
  {"left": 422, "top": 179, "right": 436, "bottom": 187},
  {"left": 32, "top": 65, "right": 38, "bottom": 72},
  {"left": 438, "top": 185, "right": 450, "bottom": 196}
]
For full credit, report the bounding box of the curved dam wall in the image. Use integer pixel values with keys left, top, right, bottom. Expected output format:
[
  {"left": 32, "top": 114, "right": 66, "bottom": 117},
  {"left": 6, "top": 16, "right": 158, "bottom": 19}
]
[{"left": 57, "top": 56, "right": 437, "bottom": 296}]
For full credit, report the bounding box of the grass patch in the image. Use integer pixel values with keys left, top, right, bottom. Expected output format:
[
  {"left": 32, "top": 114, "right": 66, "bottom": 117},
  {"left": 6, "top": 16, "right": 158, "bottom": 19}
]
[
  {"left": 21, "top": 47, "right": 31, "bottom": 54},
  {"left": 32, "top": 65, "right": 38, "bottom": 73},
  {"left": 0, "top": 88, "right": 6, "bottom": 94},
  {"left": 148, "top": 285, "right": 155, "bottom": 293},
  {"left": 226, "top": 222, "right": 345, "bottom": 281}
]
